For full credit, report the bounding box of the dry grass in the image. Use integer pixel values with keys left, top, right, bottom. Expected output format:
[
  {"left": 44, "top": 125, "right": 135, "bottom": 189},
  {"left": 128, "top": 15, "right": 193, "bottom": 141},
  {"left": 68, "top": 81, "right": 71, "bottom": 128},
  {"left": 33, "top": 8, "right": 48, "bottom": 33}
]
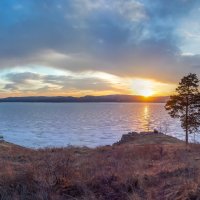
[{"left": 0, "top": 136, "right": 200, "bottom": 200}]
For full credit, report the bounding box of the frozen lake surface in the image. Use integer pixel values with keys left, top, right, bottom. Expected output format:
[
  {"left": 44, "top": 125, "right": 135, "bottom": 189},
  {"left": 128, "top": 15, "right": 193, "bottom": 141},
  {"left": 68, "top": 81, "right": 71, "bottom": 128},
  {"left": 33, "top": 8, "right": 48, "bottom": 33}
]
[{"left": 0, "top": 103, "right": 194, "bottom": 148}]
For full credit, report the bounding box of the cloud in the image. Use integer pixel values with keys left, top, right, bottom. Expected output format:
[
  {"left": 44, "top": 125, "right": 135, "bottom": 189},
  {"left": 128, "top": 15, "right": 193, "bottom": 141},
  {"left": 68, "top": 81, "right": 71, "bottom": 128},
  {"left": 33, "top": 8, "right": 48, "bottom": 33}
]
[
  {"left": 4, "top": 83, "right": 18, "bottom": 91},
  {"left": 0, "top": 0, "right": 200, "bottom": 96},
  {"left": 2, "top": 71, "right": 129, "bottom": 95},
  {"left": 6, "top": 72, "right": 41, "bottom": 84}
]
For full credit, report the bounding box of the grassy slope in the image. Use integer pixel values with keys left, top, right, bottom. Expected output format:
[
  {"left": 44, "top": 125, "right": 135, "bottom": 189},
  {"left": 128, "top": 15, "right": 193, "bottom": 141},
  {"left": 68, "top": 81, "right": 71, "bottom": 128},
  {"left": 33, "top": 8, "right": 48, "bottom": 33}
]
[{"left": 0, "top": 134, "right": 200, "bottom": 200}]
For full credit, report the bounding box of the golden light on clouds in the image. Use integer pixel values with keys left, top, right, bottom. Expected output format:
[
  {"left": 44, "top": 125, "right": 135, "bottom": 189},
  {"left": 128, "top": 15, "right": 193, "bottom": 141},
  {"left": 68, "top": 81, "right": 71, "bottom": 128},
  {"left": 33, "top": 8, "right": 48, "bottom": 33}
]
[{"left": 0, "top": 65, "right": 177, "bottom": 97}]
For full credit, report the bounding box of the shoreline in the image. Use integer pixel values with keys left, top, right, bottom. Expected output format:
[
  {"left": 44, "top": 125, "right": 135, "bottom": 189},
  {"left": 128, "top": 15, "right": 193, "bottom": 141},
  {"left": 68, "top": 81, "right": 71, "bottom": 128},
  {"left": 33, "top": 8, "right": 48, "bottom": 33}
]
[{"left": 0, "top": 131, "right": 184, "bottom": 150}]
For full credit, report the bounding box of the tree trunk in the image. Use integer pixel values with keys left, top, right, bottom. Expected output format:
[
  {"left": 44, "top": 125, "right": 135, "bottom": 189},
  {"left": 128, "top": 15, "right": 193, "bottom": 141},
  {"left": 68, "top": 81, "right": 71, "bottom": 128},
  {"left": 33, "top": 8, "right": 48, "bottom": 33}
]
[
  {"left": 186, "top": 101, "right": 189, "bottom": 145},
  {"left": 186, "top": 128, "right": 188, "bottom": 145}
]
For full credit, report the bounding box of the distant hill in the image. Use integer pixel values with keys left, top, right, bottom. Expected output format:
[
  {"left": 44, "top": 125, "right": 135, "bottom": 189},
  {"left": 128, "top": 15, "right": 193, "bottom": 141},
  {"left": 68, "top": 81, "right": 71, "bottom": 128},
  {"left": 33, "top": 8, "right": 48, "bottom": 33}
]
[{"left": 0, "top": 95, "right": 169, "bottom": 103}]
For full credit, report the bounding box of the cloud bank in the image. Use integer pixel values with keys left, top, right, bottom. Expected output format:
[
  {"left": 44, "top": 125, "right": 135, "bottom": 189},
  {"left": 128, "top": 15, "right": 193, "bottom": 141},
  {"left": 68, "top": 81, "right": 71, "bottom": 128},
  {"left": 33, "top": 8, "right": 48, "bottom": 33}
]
[{"left": 0, "top": 0, "right": 200, "bottom": 96}]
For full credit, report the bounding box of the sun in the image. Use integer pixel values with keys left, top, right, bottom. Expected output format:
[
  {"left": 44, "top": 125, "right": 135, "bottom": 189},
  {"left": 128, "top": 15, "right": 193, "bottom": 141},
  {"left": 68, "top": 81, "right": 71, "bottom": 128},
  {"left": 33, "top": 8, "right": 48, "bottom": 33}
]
[
  {"left": 139, "top": 89, "right": 154, "bottom": 97},
  {"left": 132, "top": 79, "right": 155, "bottom": 97}
]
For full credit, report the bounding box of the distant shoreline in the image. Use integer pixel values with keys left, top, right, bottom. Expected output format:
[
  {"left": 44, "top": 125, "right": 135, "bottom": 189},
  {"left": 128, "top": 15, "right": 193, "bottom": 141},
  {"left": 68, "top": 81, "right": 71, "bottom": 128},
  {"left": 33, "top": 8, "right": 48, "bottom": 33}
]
[
  {"left": 0, "top": 94, "right": 169, "bottom": 103},
  {"left": 0, "top": 101, "right": 166, "bottom": 104}
]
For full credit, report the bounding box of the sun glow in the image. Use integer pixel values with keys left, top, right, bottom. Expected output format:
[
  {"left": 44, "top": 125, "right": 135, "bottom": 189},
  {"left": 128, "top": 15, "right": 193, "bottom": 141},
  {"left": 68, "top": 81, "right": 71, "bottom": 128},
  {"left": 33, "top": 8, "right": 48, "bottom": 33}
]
[
  {"left": 139, "top": 89, "right": 154, "bottom": 97},
  {"left": 132, "top": 79, "right": 155, "bottom": 97}
]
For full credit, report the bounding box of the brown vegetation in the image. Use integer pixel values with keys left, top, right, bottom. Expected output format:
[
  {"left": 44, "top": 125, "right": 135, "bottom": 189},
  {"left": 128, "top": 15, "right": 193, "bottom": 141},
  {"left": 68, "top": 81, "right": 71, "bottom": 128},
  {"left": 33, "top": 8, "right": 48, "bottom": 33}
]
[{"left": 0, "top": 133, "right": 200, "bottom": 200}]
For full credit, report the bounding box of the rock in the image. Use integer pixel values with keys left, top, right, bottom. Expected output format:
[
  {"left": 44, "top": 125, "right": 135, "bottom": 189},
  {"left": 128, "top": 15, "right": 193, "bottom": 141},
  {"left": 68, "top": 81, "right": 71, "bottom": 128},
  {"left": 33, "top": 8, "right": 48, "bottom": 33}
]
[
  {"left": 140, "top": 129, "right": 162, "bottom": 135},
  {"left": 114, "top": 132, "right": 139, "bottom": 145},
  {"left": 114, "top": 131, "right": 182, "bottom": 145}
]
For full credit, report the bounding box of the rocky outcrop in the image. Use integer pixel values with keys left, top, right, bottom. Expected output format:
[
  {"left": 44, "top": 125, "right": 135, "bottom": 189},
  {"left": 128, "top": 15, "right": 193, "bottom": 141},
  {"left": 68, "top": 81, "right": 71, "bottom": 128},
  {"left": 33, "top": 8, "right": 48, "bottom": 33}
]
[{"left": 114, "top": 131, "right": 183, "bottom": 145}]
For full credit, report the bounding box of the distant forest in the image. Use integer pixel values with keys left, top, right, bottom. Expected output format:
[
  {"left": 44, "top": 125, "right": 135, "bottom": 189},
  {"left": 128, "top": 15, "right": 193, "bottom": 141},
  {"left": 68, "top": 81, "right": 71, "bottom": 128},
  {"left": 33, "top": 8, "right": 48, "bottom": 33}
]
[{"left": 0, "top": 95, "right": 168, "bottom": 103}]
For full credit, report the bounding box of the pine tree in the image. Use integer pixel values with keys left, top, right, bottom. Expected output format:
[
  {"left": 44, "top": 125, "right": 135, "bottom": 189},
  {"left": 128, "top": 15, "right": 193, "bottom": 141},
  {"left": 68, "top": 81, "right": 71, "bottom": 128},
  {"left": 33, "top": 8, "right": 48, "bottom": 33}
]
[{"left": 165, "top": 73, "right": 200, "bottom": 144}]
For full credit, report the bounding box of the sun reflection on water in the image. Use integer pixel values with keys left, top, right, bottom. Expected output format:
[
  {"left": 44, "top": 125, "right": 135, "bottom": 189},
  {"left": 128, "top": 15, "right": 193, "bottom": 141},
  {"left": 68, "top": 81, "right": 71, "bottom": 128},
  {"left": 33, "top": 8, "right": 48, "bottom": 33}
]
[
  {"left": 143, "top": 105, "right": 152, "bottom": 132},
  {"left": 144, "top": 106, "right": 149, "bottom": 117}
]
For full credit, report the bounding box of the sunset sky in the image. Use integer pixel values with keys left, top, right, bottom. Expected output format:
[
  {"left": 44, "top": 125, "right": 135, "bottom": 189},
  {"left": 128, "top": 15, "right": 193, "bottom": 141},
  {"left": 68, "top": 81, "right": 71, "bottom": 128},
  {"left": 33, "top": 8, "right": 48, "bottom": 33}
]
[{"left": 0, "top": 0, "right": 200, "bottom": 97}]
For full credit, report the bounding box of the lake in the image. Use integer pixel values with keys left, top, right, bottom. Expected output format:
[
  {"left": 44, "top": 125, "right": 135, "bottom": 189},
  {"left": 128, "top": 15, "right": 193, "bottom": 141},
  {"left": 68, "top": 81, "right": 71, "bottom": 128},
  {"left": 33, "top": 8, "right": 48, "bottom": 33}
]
[{"left": 0, "top": 103, "right": 195, "bottom": 148}]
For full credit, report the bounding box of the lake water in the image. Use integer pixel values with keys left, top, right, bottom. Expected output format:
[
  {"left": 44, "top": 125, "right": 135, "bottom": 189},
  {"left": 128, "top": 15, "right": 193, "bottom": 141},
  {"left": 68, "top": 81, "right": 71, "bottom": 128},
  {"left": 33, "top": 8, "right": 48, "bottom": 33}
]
[{"left": 0, "top": 103, "right": 196, "bottom": 148}]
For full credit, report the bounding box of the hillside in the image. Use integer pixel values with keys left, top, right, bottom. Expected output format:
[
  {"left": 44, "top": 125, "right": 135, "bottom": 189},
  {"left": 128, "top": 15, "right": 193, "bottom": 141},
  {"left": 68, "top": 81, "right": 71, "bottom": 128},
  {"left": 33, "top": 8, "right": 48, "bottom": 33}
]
[{"left": 1, "top": 132, "right": 199, "bottom": 200}]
